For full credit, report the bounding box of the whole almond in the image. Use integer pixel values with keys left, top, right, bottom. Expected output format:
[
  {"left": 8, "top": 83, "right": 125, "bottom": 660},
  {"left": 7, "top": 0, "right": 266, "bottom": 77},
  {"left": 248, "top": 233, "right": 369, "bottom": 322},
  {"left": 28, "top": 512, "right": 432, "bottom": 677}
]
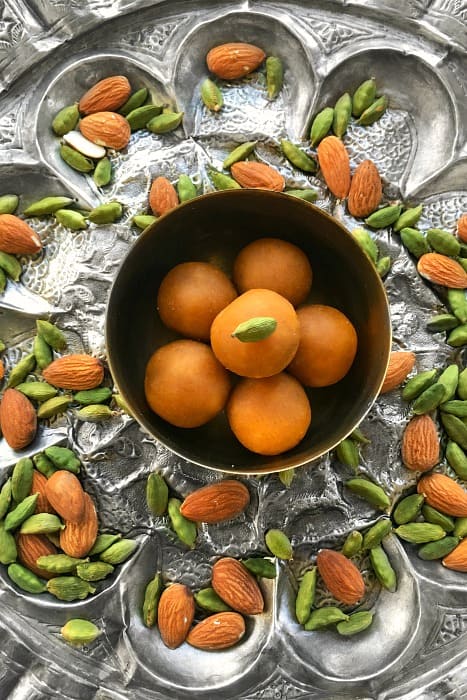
[
  {"left": 0, "top": 388, "right": 37, "bottom": 450},
  {"left": 457, "top": 214, "right": 467, "bottom": 244},
  {"left": 317, "top": 136, "right": 351, "bottom": 199},
  {"left": 45, "top": 470, "right": 86, "bottom": 523},
  {"left": 0, "top": 214, "right": 42, "bottom": 254},
  {"left": 212, "top": 557, "right": 264, "bottom": 615},
  {"left": 180, "top": 480, "right": 250, "bottom": 523},
  {"left": 60, "top": 492, "right": 98, "bottom": 558},
  {"left": 79, "top": 76, "right": 132, "bottom": 115},
  {"left": 442, "top": 537, "right": 467, "bottom": 571},
  {"left": 347, "top": 159, "right": 382, "bottom": 218},
  {"left": 417, "top": 472, "right": 467, "bottom": 517},
  {"left": 417, "top": 253, "right": 467, "bottom": 289},
  {"left": 43, "top": 354, "right": 104, "bottom": 390},
  {"left": 380, "top": 351, "right": 416, "bottom": 394},
  {"left": 316, "top": 548, "right": 365, "bottom": 605},
  {"left": 402, "top": 414, "right": 439, "bottom": 472},
  {"left": 149, "top": 177, "right": 179, "bottom": 216},
  {"left": 80, "top": 112, "right": 131, "bottom": 150},
  {"left": 31, "top": 470, "right": 55, "bottom": 514},
  {"left": 207, "top": 43, "right": 266, "bottom": 80},
  {"left": 157, "top": 583, "right": 195, "bottom": 649},
  {"left": 186, "top": 612, "right": 245, "bottom": 650},
  {"left": 231, "top": 162, "right": 285, "bottom": 191},
  {"left": 17, "top": 532, "right": 57, "bottom": 579}
]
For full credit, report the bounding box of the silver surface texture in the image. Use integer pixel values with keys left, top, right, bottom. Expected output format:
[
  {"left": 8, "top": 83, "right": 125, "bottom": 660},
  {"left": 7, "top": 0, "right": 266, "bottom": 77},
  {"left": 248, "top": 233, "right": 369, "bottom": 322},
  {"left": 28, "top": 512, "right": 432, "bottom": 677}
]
[{"left": 0, "top": 1, "right": 466, "bottom": 698}]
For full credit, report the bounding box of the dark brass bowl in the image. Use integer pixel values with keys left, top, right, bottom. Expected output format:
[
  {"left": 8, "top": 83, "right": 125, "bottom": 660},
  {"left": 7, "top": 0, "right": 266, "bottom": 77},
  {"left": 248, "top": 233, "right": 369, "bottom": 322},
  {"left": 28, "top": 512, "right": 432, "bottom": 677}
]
[{"left": 106, "top": 190, "right": 391, "bottom": 474}]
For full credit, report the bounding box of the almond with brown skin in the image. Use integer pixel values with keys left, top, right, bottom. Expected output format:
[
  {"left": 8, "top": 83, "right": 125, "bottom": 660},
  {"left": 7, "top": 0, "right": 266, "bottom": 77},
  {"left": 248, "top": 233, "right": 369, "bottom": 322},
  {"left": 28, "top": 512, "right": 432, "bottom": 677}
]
[
  {"left": 149, "top": 177, "right": 179, "bottom": 216},
  {"left": 0, "top": 388, "right": 37, "bottom": 450},
  {"left": 316, "top": 548, "right": 365, "bottom": 605},
  {"left": 402, "top": 414, "right": 439, "bottom": 472},
  {"left": 79, "top": 76, "right": 132, "bottom": 115},
  {"left": 347, "top": 159, "right": 382, "bottom": 218},
  {"left": 43, "top": 354, "right": 104, "bottom": 390},
  {"left": 157, "top": 583, "right": 195, "bottom": 649},
  {"left": 180, "top": 480, "right": 250, "bottom": 523},
  {"left": 457, "top": 213, "right": 467, "bottom": 244},
  {"left": 442, "top": 537, "right": 467, "bottom": 571},
  {"left": 17, "top": 533, "right": 57, "bottom": 579},
  {"left": 187, "top": 612, "right": 245, "bottom": 650},
  {"left": 207, "top": 43, "right": 266, "bottom": 80},
  {"left": 60, "top": 492, "right": 98, "bottom": 558},
  {"left": 80, "top": 112, "right": 131, "bottom": 150},
  {"left": 0, "top": 214, "right": 42, "bottom": 254},
  {"left": 31, "top": 470, "right": 55, "bottom": 514},
  {"left": 417, "top": 472, "right": 467, "bottom": 517},
  {"left": 231, "top": 162, "right": 285, "bottom": 191},
  {"left": 380, "top": 351, "right": 416, "bottom": 394},
  {"left": 45, "top": 470, "right": 86, "bottom": 523},
  {"left": 317, "top": 136, "right": 351, "bottom": 199},
  {"left": 212, "top": 557, "right": 264, "bottom": 615},
  {"left": 417, "top": 253, "right": 467, "bottom": 289}
]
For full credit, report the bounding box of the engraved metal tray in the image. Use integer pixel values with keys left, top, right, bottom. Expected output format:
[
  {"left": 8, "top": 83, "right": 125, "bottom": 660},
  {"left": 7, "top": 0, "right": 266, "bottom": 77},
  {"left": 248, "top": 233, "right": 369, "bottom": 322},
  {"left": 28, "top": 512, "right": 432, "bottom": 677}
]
[{"left": 0, "top": 1, "right": 467, "bottom": 698}]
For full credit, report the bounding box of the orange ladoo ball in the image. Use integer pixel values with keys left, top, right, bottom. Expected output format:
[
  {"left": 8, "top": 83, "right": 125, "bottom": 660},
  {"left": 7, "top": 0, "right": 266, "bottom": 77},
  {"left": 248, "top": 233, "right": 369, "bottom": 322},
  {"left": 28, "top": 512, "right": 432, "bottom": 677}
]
[
  {"left": 288, "top": 304, "right": 357, "bottom": 387},
  {"left": 233, "top": 238, "right": 312, "bottom": 306},
  {"left": 144, "top": 339, "right": 231, "bottom": 428},
  {"left": 157, "top": 262, "right": 237, "bottom": 341},
  {"left": 210, "top": 288, "right": 300, "bottom": 378},
  {"left": 227, "top": 373, "right": 311, "bottom": 455}
]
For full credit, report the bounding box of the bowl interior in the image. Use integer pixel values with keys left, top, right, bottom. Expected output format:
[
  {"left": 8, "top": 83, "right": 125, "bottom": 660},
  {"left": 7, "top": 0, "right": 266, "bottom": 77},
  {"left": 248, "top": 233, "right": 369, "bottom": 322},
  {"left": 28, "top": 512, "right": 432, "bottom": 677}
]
[{"left": 106, "top": 190, "right": 391, "bottom": 473}]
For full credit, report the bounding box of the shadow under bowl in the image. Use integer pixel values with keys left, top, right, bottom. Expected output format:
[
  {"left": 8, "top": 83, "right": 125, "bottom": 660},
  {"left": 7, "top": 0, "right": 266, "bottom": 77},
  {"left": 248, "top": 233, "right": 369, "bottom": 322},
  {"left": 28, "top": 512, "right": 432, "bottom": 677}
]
[{"left": 106, "top": 189, "right": 391, "bottom": 474}]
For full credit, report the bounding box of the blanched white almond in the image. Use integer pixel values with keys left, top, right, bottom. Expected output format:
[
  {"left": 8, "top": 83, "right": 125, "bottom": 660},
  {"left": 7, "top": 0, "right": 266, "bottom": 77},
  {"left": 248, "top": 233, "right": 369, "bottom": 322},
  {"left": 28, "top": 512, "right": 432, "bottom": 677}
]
[{"left": 63, "top": 130, "right": 106, "bottom": 159}]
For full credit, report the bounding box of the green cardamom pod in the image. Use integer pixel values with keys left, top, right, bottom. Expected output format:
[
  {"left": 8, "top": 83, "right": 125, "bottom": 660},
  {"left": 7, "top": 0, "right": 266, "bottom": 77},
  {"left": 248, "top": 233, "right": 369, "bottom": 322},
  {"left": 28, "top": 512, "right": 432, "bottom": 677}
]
[
  {"left": 201, "top": 78, "right": 223, "bottom": 112},
  {"left": 147, "top": 112, "right": 184, "bottom": 134},
  {"left": 88, "top": 532, "right": 122, "bottom": 556},
  {"left": 445, "top": 441, "right": 467, "bottom": 480},
  {"left": 231, "top": 316, "right": 277, "bottom": 342},
  {"left": 133, "top": 214, "right": 157, "bottom": 230},
  {"left": 400, "top": 227, "right": 431, "bottom": 258},
  {"left": 55, "top": 208, "right": 87, "bottom": 230},
  {"left": 345, "top": 478, "right": 391, "bottom": 510},
  {"left": 454, "top": 517, "right": 467, "bottom": 538},
  {"left": 442, "top": 401, "right": 467, "bottom": 418},
  {"left": 304, "top": 606, "right": 348, "bottom": 630},
  {"left": 45, "top": 446, "right": 81, "bottom": 474},
  {"left": 352, "top": 78, "right": 377, "bottom": 117},
  {"left": 357, "top": 95, "right": 388, "bottom": 126},
  {"left": 75, "top": 404, "right": 113, "bottom": 422},
  {"left": 177, "top": 175, "right": 198, "bottom": 202},
  {"left": 0, "top": 251, "right": 21, "bottom": 281},
  {"left": 33, "top": 453, "right": 57, "bottom": 479},
  {"left": 112, "top": 393, "right": 133, "bottom": 416},
  {"left": 295, "top": 568, "right": 317, "bottom": 625},
  {"left": 93, "top": 158, "right": 112, "bottom": 188},
  {"left": 280, "top": 140, "right": 317, "bottom": 173},
  {"left": 332, "top": 92, "right": 352, "bottom": 138},
  {"left": 61, "top": 618, "right": 101, "bottom": 646},
  {"left": 351, "top": 228, "right": 378, "bottom": 263},
  {"left": 370, "top": 545, "right": 397, "bottom": 591},
  {"left": 52, "top": 104, "right": 79, "bottom": 136},
  {"left": 337, "top": 610, "right": 374, "bottom": 636},
  {"left": 335, "top": 438, "right": 360, "bottom": 469},
  {"left": 394, "top": 522, "right": 446, "bottom": 544},
  {"left": 209, "top": 169, "right": 241, "bottom": 191},
  {"left": 33, "top": 334, "right": 53, "bottom": 369},
  {"left": 24, "top": 196, "right": 73, "bottom": 217},
  {"left": 20, "top": 513, "right": 64, "bottom": 534},
  {"left": 143, "top": 572, "right": 164, "bottom": 626},
  {"left": 8, "top": 562, "right": 46, "bottom": 593},
  {"left": 350, "top": 427, "right": 370, "bottom": 444},
  {"left": 76, "top": 561, "right": 114, "bottom": 581},
  {"left": 365, "top": 205, "right": 402, "bottom": 229},
  {"left": 362, "top": 518, "right": 392, "bottom": 549},
  {"left": 146, "top": 472, "right": 169, "bottom": 517},
  {"left": 284, "top": 189, "right": 318, "bottom": 202},
  {"left": 36, "top": 319, "right": 67, "bottom": 351},
  {"left": 0, "top": 479, "right": 12, "bottom": 519},
  {"left": 59, "top": 144, "right": 94, "bottom": 173},
  {"left": 310, "top": 107, "right": 334, "bottom": 146},
  {"left": 376, "top": 256, "right": 391, "bottom": 278},
  {"left": 418, "top": 536, "right": 459, "bottom": 560},
  {"left": 126, "top": 104, "right": 162, "bottom": 131},
  {"left": 36, "top": 554, "right": 87, "bottom": 573},
  {"left": 426, "top": 314, "right": 459, "bottom": 332},
  {"left": 438, "top": 364, "right": 459, "bottom": 402},
  {"left": 426, "top": 228, "right": 460, "bottom": 257},
  {"left": 16, "top": 381, "right": 57, "bottom": 402},
  {"left": 421, "top": 504, "right": 455, "bottom": 532},
  {"left": 393, "top": 204, "right": 423, "bottom": 232},
  {"left": 37, "top": 394, "right": 72, "bottom": 420},
  {"left": 0, "top": 194, "right": 19, "bottom": 215},
  {"left": 7, "top": 353, "right": 36, "bottom": 388},
  {"left": 73, "top": 387, "right": 112, "bottom": 405},
  {"left": 4, "top": 494, "right": 38, "bottom": 531},
  {"left": 341, "top": 530, "right": 363, "bottom": 557},
  {"left": 47, "top": 576, "right": 96, "bottom": 601},
  {"left": 88, "top": 201, "right": 123, "bottom": 224},
  {"left": 402, "top": 369, "right": 438, "bottom": 401},
  {"left": 194, "top": 586, "right": 231, "bottom": 613},
  {"left": 265, "top": 528, "right": 293, "bottom": 560},
  {"left": 223, "top": 141, "right": 257, "bottom": 169},
  {"left": 266, "top": 56, "right": 283, "bottom": 100},
  {"left": 278, "top": 468, "right": 295, "bottom": 488},
  {"left": 242, "top": 558, "right": 276, "bottom": 578},
  {"left": 412, "top": 382, "right": 446, "bottom": 415},
  {"left": 441, "top": 413, "right": 467, "bottom": 450},
  {"left": 447, "top": 324, "right": 467, "bottom": 347},
  {"left": 11, "top": 457, "right": 34, "bottom": 503},
  {"left": 458, "top": 368, "right": 467, "bottom": 400},
  {"left": 168, "top": 498, "right": 197, "bottom": 548},
  {"left": 119, "top": 88, "right": 149, "bottom": 116},
  {"left": 393, "top": 493, "right": 424, "bottom": 525},
  {"left": 0, "top": 267, "right": 6, "bottom": 293},
  {"left": 447, "top": 289, "right": 467, "bottom": 324},
  {"left": 99, "top": 538, "right": 137, "bottom": 565},
  {"left": 0, "top": 522, "right": 17, "bottom": 564}
]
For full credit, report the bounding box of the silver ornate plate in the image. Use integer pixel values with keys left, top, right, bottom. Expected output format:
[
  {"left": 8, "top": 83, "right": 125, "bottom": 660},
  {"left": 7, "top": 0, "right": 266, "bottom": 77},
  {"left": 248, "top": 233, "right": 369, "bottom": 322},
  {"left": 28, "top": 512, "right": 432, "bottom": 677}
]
[{"left": 0, "top": 1, "right": 467, "bottom": 698}]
